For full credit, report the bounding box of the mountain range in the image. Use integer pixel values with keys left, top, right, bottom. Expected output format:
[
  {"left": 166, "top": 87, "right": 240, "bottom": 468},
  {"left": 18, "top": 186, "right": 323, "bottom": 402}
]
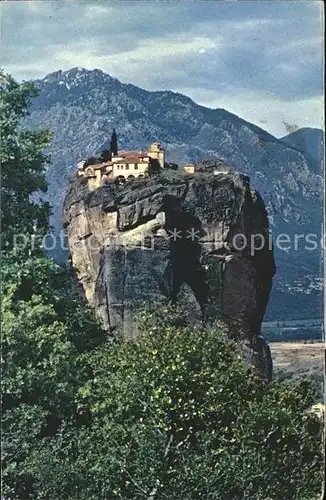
[
  {"left": 24, "top": 67, "right": 324, "bottom": 322},
  {"left": 280, "top": 127, "right": 323, "bottom": 174}
]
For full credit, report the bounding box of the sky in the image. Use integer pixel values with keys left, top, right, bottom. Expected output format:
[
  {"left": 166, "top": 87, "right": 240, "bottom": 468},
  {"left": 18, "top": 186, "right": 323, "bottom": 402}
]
[{"left": 1, "top": 0, "right": 324, "bottom": 137}]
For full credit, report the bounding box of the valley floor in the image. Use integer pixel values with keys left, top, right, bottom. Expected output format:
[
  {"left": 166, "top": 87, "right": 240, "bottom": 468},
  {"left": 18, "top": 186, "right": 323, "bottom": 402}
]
[{"left": 270, "top": 341, "right": 324, "bottom": 379}]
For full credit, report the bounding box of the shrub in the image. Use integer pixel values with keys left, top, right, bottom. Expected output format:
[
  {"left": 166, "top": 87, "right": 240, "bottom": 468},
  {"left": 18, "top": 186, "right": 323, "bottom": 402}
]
[{"left": 10, "top": 305, "right": 323, "bottom": 499}]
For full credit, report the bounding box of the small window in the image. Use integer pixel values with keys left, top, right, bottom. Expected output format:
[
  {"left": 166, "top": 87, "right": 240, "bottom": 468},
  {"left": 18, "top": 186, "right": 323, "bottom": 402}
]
[
  {"left": 125, "top": 165, "right": 129, "bottom": 170},
  {"left": 134, "top": 164, "right": 138, "bottom": 170}
]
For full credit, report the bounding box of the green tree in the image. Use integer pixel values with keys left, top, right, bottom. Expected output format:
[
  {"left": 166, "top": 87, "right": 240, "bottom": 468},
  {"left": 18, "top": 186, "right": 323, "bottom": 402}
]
[
  {"left": 164, "top": 162, "right": 179, "bottom": 171},
  {"left": 1, "top": 255, "right": 107, "bottom": 498},
  {"left": 1, "top": 72, "right": 107, "bottom": 498},
  {"left": 13, "top": 305, "right": 323, "bottom": 500},
  {"left": 110, "top": 127, "right": 118, "bottom": 156},
  {"left": 0, "top": 70, "right": 51, "bottom": 250},
  {"left": 148, "top": 158, "right": 162, "bottom": 176},
  {"left": 100, "top": 149, "right": 112, "bottom": 162}
]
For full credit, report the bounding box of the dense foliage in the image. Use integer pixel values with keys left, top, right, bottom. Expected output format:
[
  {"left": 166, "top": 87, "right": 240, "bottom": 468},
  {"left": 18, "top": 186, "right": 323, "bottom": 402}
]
[
  {"left": 0, "top": 70, "right": 51, "bottom": 249},
  {"left": 1, "top": 71, "right": 107, "bottom": 498},
  {"left": 3, "top": 305, "right": 323, "bottom": 499},
  {"left": 1, "top": 256, "right": 106, "bottom": 498},
  {"left": 1, "top": 72, "right": 324, "bottom": 500}
]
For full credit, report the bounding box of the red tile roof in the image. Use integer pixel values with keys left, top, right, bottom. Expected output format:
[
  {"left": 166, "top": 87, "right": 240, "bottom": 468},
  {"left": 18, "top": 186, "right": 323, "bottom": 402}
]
[
  {"left": 118, "top": 151, "right": 146, "bottom": 158},
  {"left": 113, "top": 157, "right": 148, "bottom": 165}
]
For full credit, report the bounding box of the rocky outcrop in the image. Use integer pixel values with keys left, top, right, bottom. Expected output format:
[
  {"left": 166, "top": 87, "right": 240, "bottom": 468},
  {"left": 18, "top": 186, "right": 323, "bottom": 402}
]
[
  {"left": 63, "top": 165, "right": 276, "bottom": 379},
  {"left": 27, "top": 68, "right": 323, "bottom": 323}
]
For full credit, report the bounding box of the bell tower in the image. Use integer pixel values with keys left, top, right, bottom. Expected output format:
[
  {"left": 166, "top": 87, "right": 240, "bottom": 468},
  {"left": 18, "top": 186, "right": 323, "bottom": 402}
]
[{"left": 147, "top": 142, "right": 165, "bottom": 168}]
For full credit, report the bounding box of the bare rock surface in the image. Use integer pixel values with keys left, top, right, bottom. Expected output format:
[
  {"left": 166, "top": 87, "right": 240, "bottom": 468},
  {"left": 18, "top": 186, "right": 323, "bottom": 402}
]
[{"left": 63, "top": 166, "right": 276, "bottom": 379}]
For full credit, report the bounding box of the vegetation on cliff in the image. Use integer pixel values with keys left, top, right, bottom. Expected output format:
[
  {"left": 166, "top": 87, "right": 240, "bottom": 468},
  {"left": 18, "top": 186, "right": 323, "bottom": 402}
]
[{"left": 1, "top": 72, "right": 324, "bottom": 500}]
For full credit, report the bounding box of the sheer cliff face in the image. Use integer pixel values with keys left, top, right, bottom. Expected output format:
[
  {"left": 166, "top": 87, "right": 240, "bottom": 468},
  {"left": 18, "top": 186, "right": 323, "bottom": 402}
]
[
  {"left": 63, "top": 169, "right": 275, "bottom": 379},
  {"left": 27, "top": 69, "right": 323, "bottom": 320}
]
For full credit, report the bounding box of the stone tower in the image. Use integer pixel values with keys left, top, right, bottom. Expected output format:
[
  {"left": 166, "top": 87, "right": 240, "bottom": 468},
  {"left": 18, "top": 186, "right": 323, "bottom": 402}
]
[{"left": 147, "top": 142, "right": 165, "bottom": 168}]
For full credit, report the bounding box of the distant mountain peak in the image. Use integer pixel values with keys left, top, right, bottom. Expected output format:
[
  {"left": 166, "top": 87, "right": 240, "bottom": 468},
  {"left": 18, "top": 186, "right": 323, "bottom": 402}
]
[
  {"left": 63, "top": 66, "right": 86, "bottom": 73},
  {"left": 280, "top": 127, "right": 324, "bottom": 170},
  {"left": 42, "top": 69, "right": 63, "bottom": 81},
  {"left": 281, "top": 127, "right": 324, "bottom": 139},
  {"left": 43, "top": 67, "right": 116, "bottom": 80},
  {"left": 39, "top": 67, "right": 118, "bottom": 88}
]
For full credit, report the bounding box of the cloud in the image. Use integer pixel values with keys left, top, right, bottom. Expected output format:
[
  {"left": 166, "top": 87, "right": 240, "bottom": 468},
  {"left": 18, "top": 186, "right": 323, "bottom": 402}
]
[
  {"left": 177, "top": 87, "right": 323, "bottom": 137},
  {"left": 0, "top": 0, "right": 323, "bottom": 136}
]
